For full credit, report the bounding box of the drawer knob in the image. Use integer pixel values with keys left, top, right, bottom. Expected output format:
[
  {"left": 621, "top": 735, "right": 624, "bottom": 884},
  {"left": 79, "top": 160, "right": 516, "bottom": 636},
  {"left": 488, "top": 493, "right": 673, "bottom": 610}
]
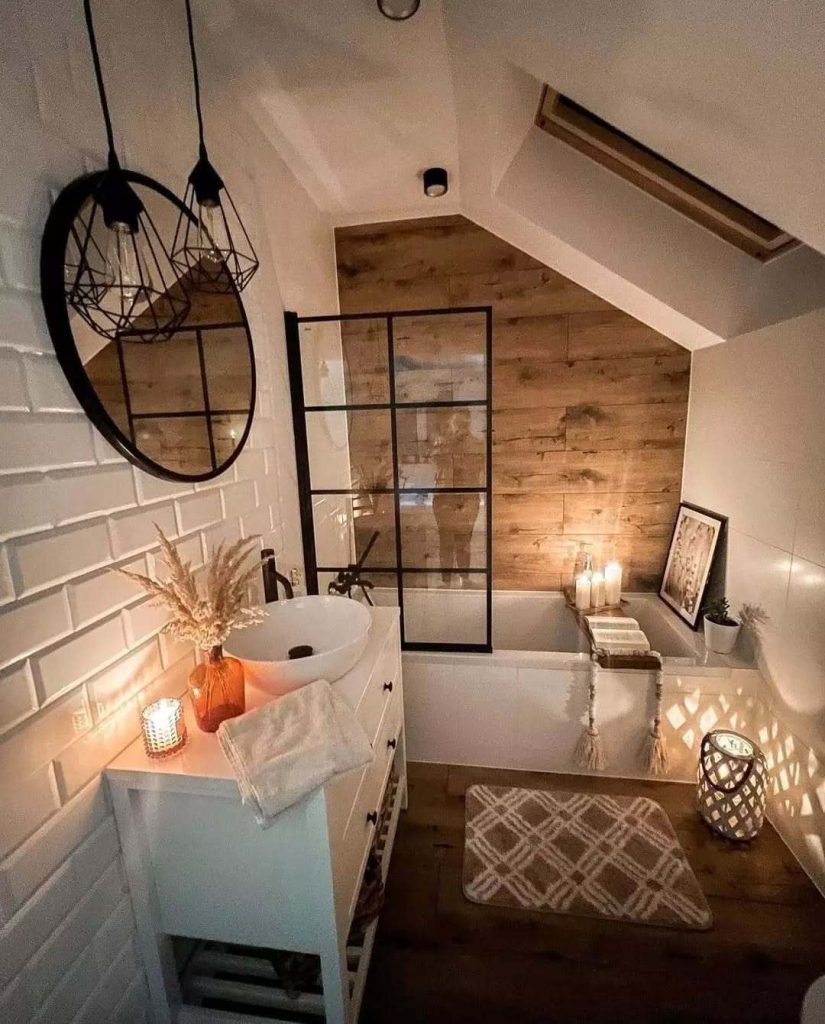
[
  {"left": 387, "top": 738, "right": 397, "bottom": 750},
  {"left": 383, "top": 680, "right": 393, "bottom": 693},
  {"left": 366, "top": 810, "right": 378, "bottom": 826}
]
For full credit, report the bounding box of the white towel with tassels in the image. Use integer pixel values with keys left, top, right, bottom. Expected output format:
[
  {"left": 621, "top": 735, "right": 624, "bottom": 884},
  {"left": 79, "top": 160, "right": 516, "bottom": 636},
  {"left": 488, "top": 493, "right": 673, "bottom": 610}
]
[{"left": 217, "top": 678, "right": 373, "bottom": 827}]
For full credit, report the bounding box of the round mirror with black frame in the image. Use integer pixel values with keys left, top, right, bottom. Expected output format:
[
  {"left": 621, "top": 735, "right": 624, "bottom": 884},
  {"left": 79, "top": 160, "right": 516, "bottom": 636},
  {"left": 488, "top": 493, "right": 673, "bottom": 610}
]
[{"left": 41, "top": 170, "right": 256, "bottom": 482}]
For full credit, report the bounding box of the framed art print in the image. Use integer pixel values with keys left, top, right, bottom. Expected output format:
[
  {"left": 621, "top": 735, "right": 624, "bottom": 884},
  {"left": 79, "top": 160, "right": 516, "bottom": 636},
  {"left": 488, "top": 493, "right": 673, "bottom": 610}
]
[{"left": 659, "top": 503, "right": 726, "bottom": 629}]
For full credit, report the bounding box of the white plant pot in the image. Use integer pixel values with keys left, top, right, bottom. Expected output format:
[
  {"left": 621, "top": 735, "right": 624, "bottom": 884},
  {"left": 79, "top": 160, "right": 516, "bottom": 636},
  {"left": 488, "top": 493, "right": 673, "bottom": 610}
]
[{"left": 703, "top": 615, "right": 742, "bottom": 655}]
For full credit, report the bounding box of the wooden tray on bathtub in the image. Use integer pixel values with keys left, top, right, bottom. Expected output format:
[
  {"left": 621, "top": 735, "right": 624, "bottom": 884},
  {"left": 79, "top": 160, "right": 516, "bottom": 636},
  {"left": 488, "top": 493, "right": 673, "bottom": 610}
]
[{"left": 562, "top": 587, "right": 663, "bottom": 671}]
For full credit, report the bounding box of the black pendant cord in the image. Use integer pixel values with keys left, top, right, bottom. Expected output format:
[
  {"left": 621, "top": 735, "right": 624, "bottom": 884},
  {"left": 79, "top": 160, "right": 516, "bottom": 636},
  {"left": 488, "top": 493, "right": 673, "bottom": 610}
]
[
  {"left": 83, "top": 0, "right": 118, "bottom": 167},
  {"left": 183, "top": 0, "right": 208, "bottom": 159}
]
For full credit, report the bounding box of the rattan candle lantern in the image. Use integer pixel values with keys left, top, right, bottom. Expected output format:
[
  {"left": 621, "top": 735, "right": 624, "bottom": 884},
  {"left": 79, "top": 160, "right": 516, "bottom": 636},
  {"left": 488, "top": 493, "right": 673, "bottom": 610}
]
[
  {"left": 698, "top": 730, "right": 768, "bottom": 841},
  {"left": 141, "top": 698, "right": 187, "bottom": 759}
]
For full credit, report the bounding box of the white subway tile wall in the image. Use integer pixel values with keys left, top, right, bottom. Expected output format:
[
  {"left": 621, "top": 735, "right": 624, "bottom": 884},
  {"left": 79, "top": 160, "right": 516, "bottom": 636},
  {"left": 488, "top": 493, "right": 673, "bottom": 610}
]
[{"left": 0, "top": 0, "right": 339, "bottom": 1017}]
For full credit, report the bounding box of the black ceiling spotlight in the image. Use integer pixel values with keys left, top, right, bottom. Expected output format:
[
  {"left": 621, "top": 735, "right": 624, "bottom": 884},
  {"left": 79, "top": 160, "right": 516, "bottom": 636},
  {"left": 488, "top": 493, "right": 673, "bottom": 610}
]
[
  {"left": 423, "top": 167, "right": 448, "bottom": 198},
  {"left": 377, "top": 0, "right": 421, "bottom": 21},
  {"left": 171, "top": 0, "right": 259, "bottom": 293},
  {"left": 63, "top": 0, "right": 190, "bottom": 344}
]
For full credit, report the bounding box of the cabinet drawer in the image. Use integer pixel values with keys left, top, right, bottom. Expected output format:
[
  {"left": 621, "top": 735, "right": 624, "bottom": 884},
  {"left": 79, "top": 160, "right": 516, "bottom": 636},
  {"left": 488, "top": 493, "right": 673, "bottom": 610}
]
[
  {"left": 337, "top": 689, "right": 402, "bottom": 923},
  {"left": 355, "top": 626, "right": 400, "bottom": 745},
  {"left": 325, "top": 639, "right": 401, "bottom": 841}
]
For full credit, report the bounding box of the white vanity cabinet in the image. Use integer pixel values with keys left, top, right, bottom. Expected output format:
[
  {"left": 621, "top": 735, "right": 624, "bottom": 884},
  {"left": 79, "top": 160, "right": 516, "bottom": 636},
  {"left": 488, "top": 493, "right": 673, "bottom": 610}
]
[{"left": 107, "top": 607, "right": 405, "bottom": 1024}]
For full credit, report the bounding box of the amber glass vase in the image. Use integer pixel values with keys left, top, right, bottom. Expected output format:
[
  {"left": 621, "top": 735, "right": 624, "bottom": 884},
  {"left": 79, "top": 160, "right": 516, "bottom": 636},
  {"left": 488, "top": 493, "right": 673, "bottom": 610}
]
[{"left": 188, "top": 645, "right": 245, "bottom": 733}]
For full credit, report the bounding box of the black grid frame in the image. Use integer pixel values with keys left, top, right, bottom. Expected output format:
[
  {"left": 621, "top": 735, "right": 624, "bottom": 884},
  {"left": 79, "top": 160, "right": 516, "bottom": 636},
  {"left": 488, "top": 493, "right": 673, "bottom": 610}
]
[{"left": 285, "top": 306, "right": 493, "bottom": 653}]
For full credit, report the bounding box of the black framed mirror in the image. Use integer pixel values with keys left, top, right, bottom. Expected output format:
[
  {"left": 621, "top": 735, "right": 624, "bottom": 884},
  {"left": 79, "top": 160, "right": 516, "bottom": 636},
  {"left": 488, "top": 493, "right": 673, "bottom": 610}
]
[{"left": 40, "top": 170, "right": 256, "bottom": 482}]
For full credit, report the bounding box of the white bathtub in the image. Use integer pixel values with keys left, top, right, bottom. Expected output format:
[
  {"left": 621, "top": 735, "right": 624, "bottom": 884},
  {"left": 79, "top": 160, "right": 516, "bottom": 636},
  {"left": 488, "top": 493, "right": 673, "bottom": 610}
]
[{"left": 371, "top": 590, "right": 761, "bottom": 782}]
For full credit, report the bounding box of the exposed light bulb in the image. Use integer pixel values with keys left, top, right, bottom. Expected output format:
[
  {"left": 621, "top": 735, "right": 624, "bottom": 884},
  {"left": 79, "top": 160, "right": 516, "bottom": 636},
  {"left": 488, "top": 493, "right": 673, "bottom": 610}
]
[
  {"left": 197, "top": 201, "right": 223, "bottom": 267},
  {"left": 104, "top": 221, "right": 141, "bottom": 304}
]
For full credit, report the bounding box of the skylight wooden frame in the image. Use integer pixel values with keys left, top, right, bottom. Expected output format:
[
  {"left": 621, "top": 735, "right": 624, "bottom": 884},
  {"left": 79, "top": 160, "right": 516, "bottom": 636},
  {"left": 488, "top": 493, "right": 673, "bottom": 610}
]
[{"left": 536, "top": 86, "right": 800, "bottom": 262}]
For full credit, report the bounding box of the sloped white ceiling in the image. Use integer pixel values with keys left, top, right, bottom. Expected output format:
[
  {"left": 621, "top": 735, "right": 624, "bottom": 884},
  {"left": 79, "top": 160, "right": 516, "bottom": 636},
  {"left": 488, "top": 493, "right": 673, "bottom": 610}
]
[{"left": 201, "top": 0, "right": 825, "bottom": 349}]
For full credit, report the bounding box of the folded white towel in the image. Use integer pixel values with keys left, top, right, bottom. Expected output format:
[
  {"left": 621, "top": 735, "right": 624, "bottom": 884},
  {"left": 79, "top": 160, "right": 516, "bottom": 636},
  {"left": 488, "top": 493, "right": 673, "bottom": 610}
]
[{"left": 217, "top": 679, "right": 373, "bottom": 828}]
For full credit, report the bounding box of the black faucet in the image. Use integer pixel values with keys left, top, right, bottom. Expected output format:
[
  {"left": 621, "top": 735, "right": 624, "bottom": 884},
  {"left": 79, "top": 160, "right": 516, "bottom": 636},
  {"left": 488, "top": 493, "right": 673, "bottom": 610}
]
[
  {"left": 328, "top": 531, "right": 378, "bottom": 605},
  {"left": 261, "top": 549, "right": 294, "bottom": 602}
]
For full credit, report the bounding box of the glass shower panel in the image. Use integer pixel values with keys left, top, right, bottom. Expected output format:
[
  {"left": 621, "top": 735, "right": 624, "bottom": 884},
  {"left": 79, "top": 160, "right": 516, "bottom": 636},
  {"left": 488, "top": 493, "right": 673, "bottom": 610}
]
[
  {"left": 401, "top": 572, "right": 487, "bottom": 645},
  {"left": 305, "top": 408, "right": 392, "bottom": 491},
  {"left": 299, "top": 318, "right": 389, "bottom": 407},
  {"left": 395, "top": 405, "right": 487, "bottom": 490},
  {"left": 312, "top": 493, "right": 354, "bottom": 568},
  {"left": 288, "top": 306, "right": 492, "bottom": 652},
  {"left": 393, "top": 312, "right": 486, "bottom": 403},
  {"left": 352, "top": 492, "right": 397, "bottom": 568},
  {"left": 340, "top": 318, "right": 390, "bottom": 405},
  {"left": 399, "top": 492, "right": 487, "bottom": 573}
]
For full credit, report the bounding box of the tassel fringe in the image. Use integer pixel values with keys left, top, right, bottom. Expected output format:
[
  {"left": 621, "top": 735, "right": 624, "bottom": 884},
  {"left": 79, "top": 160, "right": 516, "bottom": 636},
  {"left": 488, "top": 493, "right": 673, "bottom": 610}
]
[
  {"left": 577, "top": 724, "right": 607, "bottom": 771},
  {"left": 644, "top": 724, "right": 669, "bottom": 775},
  {"left": 578, "top": 657, "right": 607, "bottom": 771},
  {"left": 644, "top": 659, "right": 669, "bottom": 775}
]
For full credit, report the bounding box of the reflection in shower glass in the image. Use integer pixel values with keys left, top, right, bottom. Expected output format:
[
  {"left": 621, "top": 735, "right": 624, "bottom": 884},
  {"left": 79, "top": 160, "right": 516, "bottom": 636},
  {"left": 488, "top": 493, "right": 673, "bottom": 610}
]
[
  {"left": 393, "top": 313, "right": 486, "bottom": 403},
  {"left": 299, "top": 318, "right": 389, "bottom": 407},
  {"left": 396, "top": 405, "right": 486, "bottom": 489},
  {"left": 400, "top": 493, "right": 487, "bottom": 576}
]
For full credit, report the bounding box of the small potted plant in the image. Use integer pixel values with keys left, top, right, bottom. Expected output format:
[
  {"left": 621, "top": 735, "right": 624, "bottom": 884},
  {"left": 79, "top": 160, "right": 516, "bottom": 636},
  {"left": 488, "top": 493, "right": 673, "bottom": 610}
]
[{"left": 702, "top": 597, "right": 741, "bottom": 655}]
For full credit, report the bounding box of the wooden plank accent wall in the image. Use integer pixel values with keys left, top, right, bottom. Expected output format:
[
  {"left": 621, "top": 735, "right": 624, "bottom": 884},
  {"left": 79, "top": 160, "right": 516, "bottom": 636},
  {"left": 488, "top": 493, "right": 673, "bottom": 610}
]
[{"left": 335, "top": 215, "right": 690, "bottom": 591}]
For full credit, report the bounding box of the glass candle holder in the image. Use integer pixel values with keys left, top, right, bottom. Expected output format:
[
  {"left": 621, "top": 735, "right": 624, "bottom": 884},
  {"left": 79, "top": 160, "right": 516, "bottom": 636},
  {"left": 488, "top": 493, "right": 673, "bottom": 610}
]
[{"left": 141, "top": 698, "right": 187, "bottom": 759}]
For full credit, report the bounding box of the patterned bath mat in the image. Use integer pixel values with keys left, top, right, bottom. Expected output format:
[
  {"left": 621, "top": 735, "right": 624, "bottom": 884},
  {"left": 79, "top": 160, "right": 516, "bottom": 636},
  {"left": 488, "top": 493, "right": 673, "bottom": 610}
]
[{"left": 463, "top": 785, "right": 712, "bottom": 931}]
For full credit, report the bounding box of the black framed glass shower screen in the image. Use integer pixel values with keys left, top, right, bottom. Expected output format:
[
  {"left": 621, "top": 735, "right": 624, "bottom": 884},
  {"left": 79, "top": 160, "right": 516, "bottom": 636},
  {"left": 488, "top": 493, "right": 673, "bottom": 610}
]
[{"left": 285, "top": 306, "right": 493, "bottom": 653}]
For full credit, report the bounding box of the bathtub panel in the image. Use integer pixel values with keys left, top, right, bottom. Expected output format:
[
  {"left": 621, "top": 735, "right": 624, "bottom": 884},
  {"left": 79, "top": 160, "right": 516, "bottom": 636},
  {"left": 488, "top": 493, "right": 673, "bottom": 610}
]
[{"left": 404, "top": 650, "right": 760, "bottom": 783}]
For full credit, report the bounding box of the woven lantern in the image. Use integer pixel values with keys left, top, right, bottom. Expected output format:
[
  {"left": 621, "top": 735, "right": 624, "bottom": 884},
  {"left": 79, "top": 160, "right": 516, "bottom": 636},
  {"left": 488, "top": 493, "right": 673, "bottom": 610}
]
[{"left": 698, "top": 730, "right": 768, "bottom": 841}]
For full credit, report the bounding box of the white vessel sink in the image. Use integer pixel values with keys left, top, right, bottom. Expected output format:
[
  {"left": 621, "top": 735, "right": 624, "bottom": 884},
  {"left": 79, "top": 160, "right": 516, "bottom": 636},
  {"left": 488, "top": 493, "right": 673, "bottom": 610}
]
[{"left": 225, "top": 595, "right": 372, "bottom": 695}]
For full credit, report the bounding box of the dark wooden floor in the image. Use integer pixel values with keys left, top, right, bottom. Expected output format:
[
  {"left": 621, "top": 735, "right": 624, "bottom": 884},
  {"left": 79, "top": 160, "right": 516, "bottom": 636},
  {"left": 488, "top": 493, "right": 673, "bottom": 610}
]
[{"left": 361, "top": 763, "right": 825, "bottom": 1024}]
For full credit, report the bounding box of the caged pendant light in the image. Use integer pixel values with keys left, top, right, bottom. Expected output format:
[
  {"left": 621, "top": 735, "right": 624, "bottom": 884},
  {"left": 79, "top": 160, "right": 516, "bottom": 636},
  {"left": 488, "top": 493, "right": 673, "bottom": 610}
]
[
  {"left": 171, "top": 0, "right": 259, "bottom": 293},
  {"left": 67, "top": 0, "right": 191, "bottom": 344}
]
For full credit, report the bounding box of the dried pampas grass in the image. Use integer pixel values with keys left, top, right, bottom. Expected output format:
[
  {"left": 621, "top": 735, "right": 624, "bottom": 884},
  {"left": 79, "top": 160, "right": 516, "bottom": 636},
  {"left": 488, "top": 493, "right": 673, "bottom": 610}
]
[{"left": 120, "top": 526, "right": 265, "bottom": 652}]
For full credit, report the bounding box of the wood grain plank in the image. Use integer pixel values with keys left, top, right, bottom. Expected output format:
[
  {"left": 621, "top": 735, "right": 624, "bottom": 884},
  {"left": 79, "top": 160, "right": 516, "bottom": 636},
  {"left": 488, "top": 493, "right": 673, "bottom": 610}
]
[
  {"left": 564, "top": 401, "right": 688, "bottom": 450},
  {"left": 449, "top": 266, "right": 613, "bottom": 316},
  {"left": 492, "top": 558, "right": 563, "bottom": 592},
  {"left": 338, "top": 272, "right": 451, "bottom": 314},
  {"left": 493, "top": 531, "right": 667, "bottom": 586},
  {"left": 493, "top": 313, "right": 568, "bottom": 361},
  {"left": 336, "top": 216, "right": 543, "bottom": 280},
  {"left": 563, "top": 493, "right": 680, "bottom": 536},
  {"left": 492, "top": 494, "right": 564, "bottom": 540},
  {"left": 568, "top": 309, "right": 684, "bottom": 360},
  {"left": 495, "top": 354, "right": 691, "bottom": 409},
  {"left": 493, "top": 448, "right": 684, "bottom": 494},
  {"left": 492, "top": 407, "right": 566, "bottom": 454}
]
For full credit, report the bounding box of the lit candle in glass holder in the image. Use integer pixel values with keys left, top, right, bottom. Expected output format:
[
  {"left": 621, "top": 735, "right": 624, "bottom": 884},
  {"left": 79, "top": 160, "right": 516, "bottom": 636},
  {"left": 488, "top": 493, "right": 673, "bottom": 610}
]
[
  {"left": 141, "top": 698, "right": 187, "bottom": 759},
  {"left": 591, "top": 571, "right": 605, "bottom": 609},
  {"left": 604, "top": 561, "right": 623, "bottom": 606},
  {"left": 575, "top": 573, "right": 592, "bottom": 611}
]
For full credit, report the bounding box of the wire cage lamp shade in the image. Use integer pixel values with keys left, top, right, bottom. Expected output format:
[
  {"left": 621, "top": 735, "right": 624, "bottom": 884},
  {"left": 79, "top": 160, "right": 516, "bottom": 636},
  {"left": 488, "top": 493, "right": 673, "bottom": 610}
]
[
  {"left": 67, "top": 1, "right": 190, "bottom": 344},
  {"left": 698, "top": 730, "right": 768, "bottom": 841},
  {"left": 172, "top": 0, "right": 258, "bottom": 293}
]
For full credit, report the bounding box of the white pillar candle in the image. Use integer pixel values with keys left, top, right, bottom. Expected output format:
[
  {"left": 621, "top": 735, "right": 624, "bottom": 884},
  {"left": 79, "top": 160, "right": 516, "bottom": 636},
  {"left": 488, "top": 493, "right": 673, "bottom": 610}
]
[
  {"left": 591, "top": 571, "right": 605, "bottom": 609},
  {"left": 575, "top": 573, "right": 592, "bottom": 611},
  {"left": 604, "top": 561, "right": 622, "bottom": 606}
]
